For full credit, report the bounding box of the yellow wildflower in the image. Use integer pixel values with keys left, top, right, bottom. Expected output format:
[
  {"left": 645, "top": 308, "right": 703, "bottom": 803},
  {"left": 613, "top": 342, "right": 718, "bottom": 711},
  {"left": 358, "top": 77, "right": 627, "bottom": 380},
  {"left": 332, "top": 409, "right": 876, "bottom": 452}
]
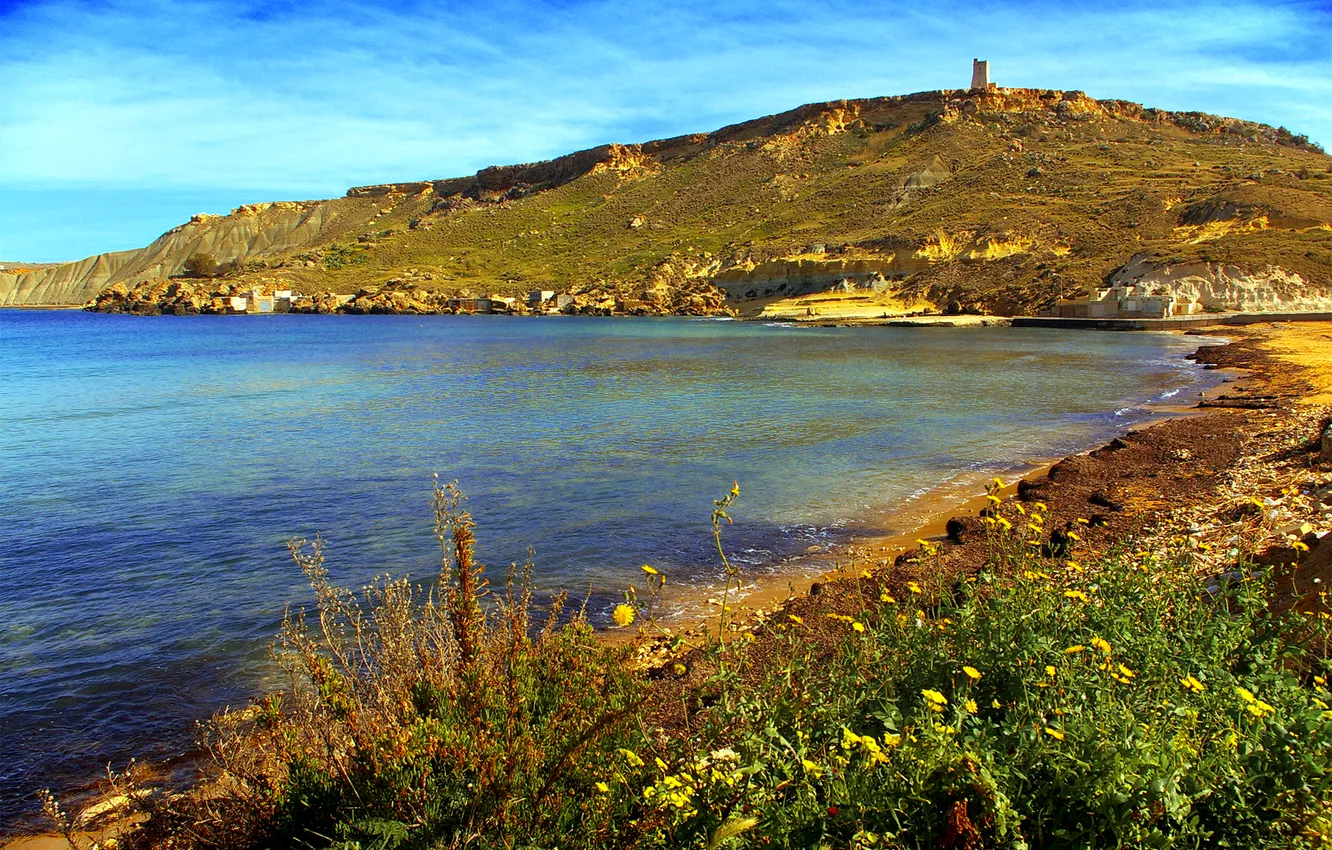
[
  {"left": 612, "top": 604, "right": 635, "bottom": 627},
  {"left": 1044, "top": 727, "right": 1065, "bottom": 741},
  {"left": 596, "top": 781, "right": 610, "bottom": 793},
  {"left": 963, "top": 665, "right": 982, "bottom": 681},
  {"left": 852, "top": 621, "right": 866, "bottom": 633},
  {"left": 619, "top": 748, "right": 645, "bottom": 767},
  {"left": 964, "top": 698, "right": 978, "bottom": 714},
  {"left": 641, "top": 564, "right": 659, "bottom": 576},
  {"left": 1180, "top": 675, "right": 1205, "bottom": 694},
  {"left": 922, "top": 689, "right": 948, "bottom": 711},
  {"left": 907, "top": 581, "right": 922, "bottom": 594},
  {"left": 1063, "top": 589, "right": 1090, "bottom": 603},
  {"left": 1064, "top": 645, "right": 1086, "bottom": 654},
  {"left": 1091, "top": 636, "right": 1112, "bottom": 654},
  {"left": 1045, "top": 665, "right": 1057, "bottom": 678},
  {"left": 673, "top": 663, "right": 688, "bottom": 676},
  {"left": 801, "top": 759, "right": 823, "bottom": 778},
  {"left": 788, "top": 614, "right": 804, "bottom": 625},
  {"left": 880, "top": 591, "right": 896, "bottom": 604}
]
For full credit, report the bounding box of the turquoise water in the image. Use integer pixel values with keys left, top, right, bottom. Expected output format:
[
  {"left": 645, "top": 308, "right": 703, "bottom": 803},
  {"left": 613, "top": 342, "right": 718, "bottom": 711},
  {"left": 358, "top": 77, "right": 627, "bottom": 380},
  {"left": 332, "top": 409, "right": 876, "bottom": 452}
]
[{"left": 0, "top": 310, "right": 1222, "bottom": 822}]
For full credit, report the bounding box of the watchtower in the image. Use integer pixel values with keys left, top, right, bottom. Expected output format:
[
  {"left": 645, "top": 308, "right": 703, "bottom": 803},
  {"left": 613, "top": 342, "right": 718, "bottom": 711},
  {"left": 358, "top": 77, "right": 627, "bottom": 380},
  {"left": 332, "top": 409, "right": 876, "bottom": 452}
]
[{"left": 970, "top": 59, "right": 990, "bottom": 90}]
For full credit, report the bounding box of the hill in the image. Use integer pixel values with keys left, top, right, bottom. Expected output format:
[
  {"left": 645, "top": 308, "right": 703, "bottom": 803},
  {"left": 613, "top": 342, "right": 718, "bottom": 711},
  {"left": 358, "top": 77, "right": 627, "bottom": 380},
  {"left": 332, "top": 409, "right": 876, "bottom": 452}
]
[{"left": 4, "top": 87, "right": 1332, "bottom": 316}]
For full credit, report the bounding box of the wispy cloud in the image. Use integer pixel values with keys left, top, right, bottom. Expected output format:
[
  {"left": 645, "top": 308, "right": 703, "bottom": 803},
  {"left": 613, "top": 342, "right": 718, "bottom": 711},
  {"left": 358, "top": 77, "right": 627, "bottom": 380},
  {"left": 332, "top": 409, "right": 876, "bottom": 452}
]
[{"left": 1, "top": 0, "right": 1329, "bottom": 260}]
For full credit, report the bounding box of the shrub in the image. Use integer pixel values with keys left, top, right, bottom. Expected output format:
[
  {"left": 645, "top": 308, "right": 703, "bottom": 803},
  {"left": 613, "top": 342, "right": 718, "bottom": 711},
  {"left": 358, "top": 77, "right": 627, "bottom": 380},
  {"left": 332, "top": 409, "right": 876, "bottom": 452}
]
[
  {"left": 177, "top": 480, "right": 649, "bottom": 849},
  {"left": 323, "top": 244, "right": 368, "bottom": 270},
  {"left": 182, "top": 253, "right": 218, "bottom": 278},
  {"left": 108, "top": 486, "right": 1332, "bottom": 849},
  {"left": 638, "top": 498, "right": 1332, "bottom": 849}
]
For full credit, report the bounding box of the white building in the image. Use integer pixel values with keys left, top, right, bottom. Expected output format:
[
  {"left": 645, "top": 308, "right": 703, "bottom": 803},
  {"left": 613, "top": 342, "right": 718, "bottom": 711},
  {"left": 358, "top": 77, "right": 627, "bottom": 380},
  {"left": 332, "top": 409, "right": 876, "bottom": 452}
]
[{"left": 1053, "top": 285, "right": 1204, "bottom": 319}]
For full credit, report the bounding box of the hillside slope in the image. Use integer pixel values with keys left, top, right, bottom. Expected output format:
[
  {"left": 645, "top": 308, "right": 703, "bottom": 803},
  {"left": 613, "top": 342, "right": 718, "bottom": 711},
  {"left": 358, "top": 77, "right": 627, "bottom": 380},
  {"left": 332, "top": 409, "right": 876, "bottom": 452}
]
[{"left": 5, "top": 87, "right": 1332, "bottom": 314}]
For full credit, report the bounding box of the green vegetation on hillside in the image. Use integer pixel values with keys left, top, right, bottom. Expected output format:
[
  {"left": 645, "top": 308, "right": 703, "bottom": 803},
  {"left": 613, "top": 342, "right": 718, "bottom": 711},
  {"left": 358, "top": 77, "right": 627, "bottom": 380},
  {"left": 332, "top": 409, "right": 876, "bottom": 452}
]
[
  {"left": 213, "top": 90, "right": 1332, "bottom": 314},
  {"left": 9, "top": 89, "right": 1332, "bottom": 311}
]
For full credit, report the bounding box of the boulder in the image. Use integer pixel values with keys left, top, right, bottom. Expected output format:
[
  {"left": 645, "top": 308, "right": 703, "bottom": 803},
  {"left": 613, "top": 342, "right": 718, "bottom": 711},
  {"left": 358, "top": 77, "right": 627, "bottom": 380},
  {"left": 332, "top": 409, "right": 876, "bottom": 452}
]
[{"left": 945, "top": 516, "right": 983, "bottom": 545}]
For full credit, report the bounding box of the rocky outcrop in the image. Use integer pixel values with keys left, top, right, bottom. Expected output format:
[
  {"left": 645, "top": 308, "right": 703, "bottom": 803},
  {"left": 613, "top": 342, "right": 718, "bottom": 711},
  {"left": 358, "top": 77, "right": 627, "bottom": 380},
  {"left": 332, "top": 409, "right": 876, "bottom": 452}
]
[
  {"left": 349, "top": 143, "right": 660, "bottom": 203},
  {"left": 558, "top": 256, "right": 734, "bottom": 317},
  {"left": 339, "top": 283, "right": 455, "bottom": 315},
  {"left": 88, "top": 279, "right": 215, "bottom": 315},
  {"left": 1108, "top": 255, "right": 1332, "bottom": 313},
  {"left": 712, "top": 255, "right": 929, "bottom": 300},
  {"left": 83, "top": 274, "right": 733, "bottom": 318}
]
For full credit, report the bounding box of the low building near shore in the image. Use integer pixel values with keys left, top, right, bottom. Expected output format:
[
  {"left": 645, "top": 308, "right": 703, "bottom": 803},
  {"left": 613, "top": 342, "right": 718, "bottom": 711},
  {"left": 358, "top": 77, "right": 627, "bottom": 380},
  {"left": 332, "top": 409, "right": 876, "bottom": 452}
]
[
  {"left": 247, "top": 288, "right": 276, "bottom": 313},
  {"left": 528, "top": 290, "right": 555, "bottom": 307},
  {"left": 227, "top": 296, "right": 248, "bottom": 314},
  {"left": 1051, "top": 284, "right": 1205, "bottom": 319},
  {"left": 453, "top": 297, "right": 491, "bottom": 313}
]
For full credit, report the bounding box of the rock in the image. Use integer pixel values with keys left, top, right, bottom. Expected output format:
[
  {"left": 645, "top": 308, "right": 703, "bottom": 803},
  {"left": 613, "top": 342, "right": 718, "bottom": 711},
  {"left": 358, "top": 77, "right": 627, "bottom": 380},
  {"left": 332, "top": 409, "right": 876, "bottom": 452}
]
[
  {"left": 1322, "top": 422, "right": 1332, "bottom": 463},
  {"left": 1017, "top": 478, "right": 1052, "bottom": 501},
  {"left": 76, "top": 794, "right": 130, "bottom": 827},
  {"left": 946, "top": 515, "right": 982, "bottom": 544},
  {"left": 1089, "top": 491, "right": 1124, "bottom": 512},
  {"left": 1044, "top": 528, "right": 1073, "bottom": 559}
]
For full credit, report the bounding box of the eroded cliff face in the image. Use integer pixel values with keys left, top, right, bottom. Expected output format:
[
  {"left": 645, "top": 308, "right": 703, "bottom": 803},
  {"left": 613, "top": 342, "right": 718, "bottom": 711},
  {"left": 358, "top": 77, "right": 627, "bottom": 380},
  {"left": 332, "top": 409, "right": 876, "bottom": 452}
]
[
  {"left": 0, "top": 200, "right": 371, "bottom": 306},
  {"left": 712, "top": 254, "right": 930, "bottom": 300},
  {"left": 1109, "top": 256, "right": 1332, "bottom": 313}
]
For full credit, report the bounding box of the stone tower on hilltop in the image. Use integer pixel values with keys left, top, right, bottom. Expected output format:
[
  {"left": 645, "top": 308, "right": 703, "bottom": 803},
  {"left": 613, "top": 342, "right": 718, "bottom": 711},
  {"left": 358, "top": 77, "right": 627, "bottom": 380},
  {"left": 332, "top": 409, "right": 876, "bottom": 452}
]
[{"left": 971, "top": 58, "right": 991, "bottom": 90}]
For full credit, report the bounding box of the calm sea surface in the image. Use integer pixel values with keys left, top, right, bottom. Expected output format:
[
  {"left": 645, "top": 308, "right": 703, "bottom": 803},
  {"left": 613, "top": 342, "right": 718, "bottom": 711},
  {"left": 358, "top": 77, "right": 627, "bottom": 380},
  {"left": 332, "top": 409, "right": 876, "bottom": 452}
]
[{"left": 0, "top": 310, "right": 1224, "bottom": 822}]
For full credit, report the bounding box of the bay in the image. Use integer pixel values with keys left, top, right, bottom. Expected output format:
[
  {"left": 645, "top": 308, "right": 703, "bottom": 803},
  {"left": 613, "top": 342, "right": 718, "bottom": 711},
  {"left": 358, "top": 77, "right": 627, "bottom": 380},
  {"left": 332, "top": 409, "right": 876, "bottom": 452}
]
[{"left": 0, "top": 310, "right": 1223, "bottom": 822}]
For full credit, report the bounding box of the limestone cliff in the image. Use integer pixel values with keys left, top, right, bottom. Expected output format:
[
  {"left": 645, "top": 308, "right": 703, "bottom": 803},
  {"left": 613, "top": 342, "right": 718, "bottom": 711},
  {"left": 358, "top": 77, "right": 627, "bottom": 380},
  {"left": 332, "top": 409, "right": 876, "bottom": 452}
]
[{"left": 1108, "top": 255, "right": 1332, "bottom": 313}]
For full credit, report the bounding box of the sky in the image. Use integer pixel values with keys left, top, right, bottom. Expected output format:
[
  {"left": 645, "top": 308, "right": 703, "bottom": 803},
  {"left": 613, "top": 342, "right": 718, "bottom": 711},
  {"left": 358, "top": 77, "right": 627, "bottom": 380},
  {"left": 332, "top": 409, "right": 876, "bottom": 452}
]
[{"left": 1, "top": 0, "right": 1330, "bottom": 262}]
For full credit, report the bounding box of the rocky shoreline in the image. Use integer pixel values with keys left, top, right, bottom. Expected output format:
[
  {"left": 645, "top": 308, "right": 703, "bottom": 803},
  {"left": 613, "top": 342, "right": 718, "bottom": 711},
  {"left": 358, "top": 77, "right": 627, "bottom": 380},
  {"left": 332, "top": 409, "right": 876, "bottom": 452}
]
[
  {"left": 83, "top": 276, "right": 736, "bottom": 318},
  {"left": 627, "top": 320, "right": 1332, "bottom": 676}
]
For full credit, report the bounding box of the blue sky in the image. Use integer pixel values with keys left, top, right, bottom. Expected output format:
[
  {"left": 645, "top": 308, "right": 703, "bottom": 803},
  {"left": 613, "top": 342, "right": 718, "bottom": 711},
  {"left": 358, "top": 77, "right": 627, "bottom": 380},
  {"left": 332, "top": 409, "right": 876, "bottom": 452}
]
[{"left": 1, "top": 0, "right": 1330, "bottom": 262}]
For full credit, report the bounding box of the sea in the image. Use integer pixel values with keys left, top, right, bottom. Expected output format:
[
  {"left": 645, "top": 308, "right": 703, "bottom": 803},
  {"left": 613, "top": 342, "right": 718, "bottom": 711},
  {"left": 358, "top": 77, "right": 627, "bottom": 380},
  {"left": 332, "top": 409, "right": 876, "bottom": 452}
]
[{"left": 0, "top": 310, "right": 1226, "bottom": 824}]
